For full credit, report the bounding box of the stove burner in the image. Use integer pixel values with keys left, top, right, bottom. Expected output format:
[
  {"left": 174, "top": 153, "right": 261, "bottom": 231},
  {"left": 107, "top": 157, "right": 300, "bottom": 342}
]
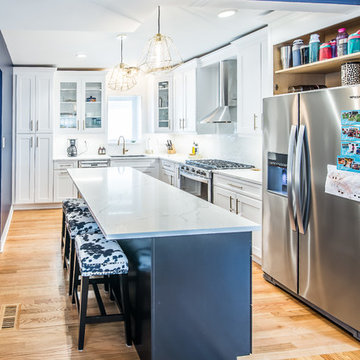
[{"left": 185, "top": 159, "right": 254, "bottom": 170}]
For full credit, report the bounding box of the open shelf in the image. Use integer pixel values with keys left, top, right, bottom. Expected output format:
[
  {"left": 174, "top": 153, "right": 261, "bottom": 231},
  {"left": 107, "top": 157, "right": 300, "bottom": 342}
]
[
  {"left": 276, "top": 52, "right": 360, "bottom": 75},
  {"left": 273, "top": 16, "right": 360, "bottom": 94}
]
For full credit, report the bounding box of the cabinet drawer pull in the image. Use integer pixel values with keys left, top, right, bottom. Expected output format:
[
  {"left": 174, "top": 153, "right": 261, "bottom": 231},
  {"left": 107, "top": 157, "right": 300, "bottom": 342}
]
[
  {"left": 30, "top": 137, "right": 33, "bottom": 148},
  {"left": 229, "top": 196, "right": 233, "bottom": 212},
  {"left": 235, "top": 199, "right": 239, "bottom": 215},
  {"left": 36, "top": 136, "right": 39, "bottom": 147},
  {"left": 36, "top": 120, "right": 39, "bottom": 131},
  {"left": 77, "top": 120, "right": 79, "bottom": 130},
  {"left": 228, "top": 183, "right": 243, "bottom": 190},
  {"left": 59, "top": 171, "right": 68, "bottom": 175},
  {"left": 30, "top": 120, "right": 33, "bottom": 132}
]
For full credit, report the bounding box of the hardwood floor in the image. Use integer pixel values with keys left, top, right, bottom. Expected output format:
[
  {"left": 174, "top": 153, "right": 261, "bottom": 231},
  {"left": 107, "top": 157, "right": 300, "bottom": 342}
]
[{"left": 0, "top": 209, "right": 359, "bottom": 360}]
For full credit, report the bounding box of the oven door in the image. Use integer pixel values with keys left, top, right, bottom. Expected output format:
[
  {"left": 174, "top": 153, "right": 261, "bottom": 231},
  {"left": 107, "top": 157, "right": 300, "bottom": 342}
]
[{"left": 179, "top": 171, "right": 211, "bottom": 202}]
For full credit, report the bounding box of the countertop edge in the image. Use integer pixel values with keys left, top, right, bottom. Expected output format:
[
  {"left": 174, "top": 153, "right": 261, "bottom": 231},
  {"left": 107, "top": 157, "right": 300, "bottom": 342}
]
[{"left": 213, "top": 169, "right": 263, "bottom": 185}]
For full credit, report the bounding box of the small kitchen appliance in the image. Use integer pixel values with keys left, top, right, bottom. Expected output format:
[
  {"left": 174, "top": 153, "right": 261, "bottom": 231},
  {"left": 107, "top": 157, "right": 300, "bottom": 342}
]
[{"left": 67, "top": 138, "right": 78, "bottom": 157}]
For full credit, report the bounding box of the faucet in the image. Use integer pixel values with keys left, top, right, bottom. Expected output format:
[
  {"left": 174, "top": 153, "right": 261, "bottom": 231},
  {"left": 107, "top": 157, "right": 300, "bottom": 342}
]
[{"left": 117, "top": 136, "right": 128, "bottom": 155}]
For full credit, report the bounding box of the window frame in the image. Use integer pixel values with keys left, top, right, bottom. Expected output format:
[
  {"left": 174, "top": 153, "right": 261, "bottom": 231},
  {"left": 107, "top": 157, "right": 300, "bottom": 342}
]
[{"left": 107, "top": 95, "right": 141, "bottom": 144}]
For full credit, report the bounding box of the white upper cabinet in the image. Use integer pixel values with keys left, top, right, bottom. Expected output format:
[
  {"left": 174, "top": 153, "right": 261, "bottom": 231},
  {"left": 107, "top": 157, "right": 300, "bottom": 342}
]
[
  {"left": 16, "top": 73, "right": 35, "bottom": 133},
  {"left": 35, "top": 74, "right": 54, "bottom": 133},
  {"left": 15, "top": 69, "right": 55, "bottom": 134},
  {"left": 153, "top": 76, "right": 173, "bottom": 132},
  {"left": 233, "top": 27, "right": 270, "bottom": 135},
  {"left": 55, "top": 72, "right": 106, "bottom": 133},
  {"left": 173, "top": 61, "right": 197, "bottom": 133}
]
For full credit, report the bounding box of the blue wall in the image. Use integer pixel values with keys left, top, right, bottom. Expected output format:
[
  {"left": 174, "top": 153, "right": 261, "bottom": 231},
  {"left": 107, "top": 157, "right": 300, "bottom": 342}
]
[{"left": 0, "top": 32, "right": 13, "bottom": 235}]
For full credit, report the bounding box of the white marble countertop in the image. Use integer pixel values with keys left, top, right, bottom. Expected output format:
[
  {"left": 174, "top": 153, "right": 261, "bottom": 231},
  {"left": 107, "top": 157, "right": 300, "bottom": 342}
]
[
  {"left": 68, "top": 167, "right": 260, "bottom": 240},
  {"left": 213, "top": 169, "right": 263, "bottom": 185}
]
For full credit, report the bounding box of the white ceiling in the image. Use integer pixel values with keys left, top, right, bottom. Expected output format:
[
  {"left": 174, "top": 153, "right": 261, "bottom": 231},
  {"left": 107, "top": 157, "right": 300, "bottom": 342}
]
[{"left": 0, "top": 0, "right": 356, "bottom": 68}]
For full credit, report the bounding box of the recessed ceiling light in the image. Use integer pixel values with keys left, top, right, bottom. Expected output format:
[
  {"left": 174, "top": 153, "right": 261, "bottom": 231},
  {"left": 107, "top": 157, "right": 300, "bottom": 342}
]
[
  {"left": 218, "top": 9, "right": 237, "bottom": 18},
  {"left": 76, "top": 53, "right": 87, "bottom": 58}
]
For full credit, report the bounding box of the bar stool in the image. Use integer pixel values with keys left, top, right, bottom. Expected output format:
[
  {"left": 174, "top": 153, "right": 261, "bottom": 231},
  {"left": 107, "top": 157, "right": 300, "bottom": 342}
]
[
  {"left": 65, "top": 209, "right": 101, "bottom": 296},
  {"left": 72, "top": 233, "right": 131, "bottom": 351},
  {"left": 61, "top": 198, "right": 88, "bottom": 262}
]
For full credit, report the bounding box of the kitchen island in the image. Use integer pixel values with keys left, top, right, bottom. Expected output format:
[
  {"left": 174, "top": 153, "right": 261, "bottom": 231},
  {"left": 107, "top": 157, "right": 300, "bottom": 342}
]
[{"left": 68, "top": 167, "right": 260, "bottom": 360}]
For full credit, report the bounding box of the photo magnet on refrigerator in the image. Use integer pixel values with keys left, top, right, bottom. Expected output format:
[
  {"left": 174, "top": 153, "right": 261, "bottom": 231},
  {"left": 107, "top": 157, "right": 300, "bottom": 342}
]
[
  {"left": 337, "top": 155, "right": 360, "bottom": 173},
  {"left": 341, "top": 125, "right": 360, "bottom": 141},
  {"left": 341, "top": 142, "right": 360, "bottom": 156},
  {"left": 341, "top": 110, "right": 360, "bottom": 125}
]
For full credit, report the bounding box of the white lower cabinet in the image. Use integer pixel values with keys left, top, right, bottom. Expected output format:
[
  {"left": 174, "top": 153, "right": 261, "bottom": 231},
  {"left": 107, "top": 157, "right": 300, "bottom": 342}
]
[
  {"left": 53, "top": 160, "right": 78, "bottom": 202},
  {"left": 54, "top": 170, "right": 77, "bottom": 202},
  {"left": 159, "top": 160, "right": 180, "bottom": 187},
  {"left": 15, "top": 133, "right": 53, "bottom": 204},
  {"left": 213, "top": 174, "right": 262, "bottom": 263}
]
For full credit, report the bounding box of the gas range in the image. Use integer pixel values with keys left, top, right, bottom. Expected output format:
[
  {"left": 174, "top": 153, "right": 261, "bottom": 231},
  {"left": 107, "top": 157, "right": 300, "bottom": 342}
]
[
  {"left": 181, "top": 159, "right": 254, "bottom": 178},
  {"left": 185, "top": 159, "right": 254, "bottom": 171},
  {"left": 179, "top": 159, "right": 254, "bottom": 202}
]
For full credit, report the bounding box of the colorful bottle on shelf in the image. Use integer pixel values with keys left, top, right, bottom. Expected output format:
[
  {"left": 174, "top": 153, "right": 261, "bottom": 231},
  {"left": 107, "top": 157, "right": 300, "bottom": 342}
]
[
  {"left": 336, "top": 28, "right": 349, "bottom": 57},
  {"left": 309, "top": 33, "right": 320, "bottom": 63},
  {"left": 330, "top": 39, "right": 337, "bottom": 57},
  {"left": 348, "top": 30, "right": 360, "bottom": 54},
  {"left": 300, "top": 44, "right": 309, "bottom": 65},
  {"left": 292, "top": 39, "right": 303, "bottom": 67},
  {"left": 319, "top": 42, "right": 332, "bottom": 61}
]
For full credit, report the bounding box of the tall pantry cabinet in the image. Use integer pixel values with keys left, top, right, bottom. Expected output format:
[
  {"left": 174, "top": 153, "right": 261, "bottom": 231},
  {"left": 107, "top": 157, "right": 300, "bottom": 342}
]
[{"left": 14, "top": 68, "right": 55, "bottom": 205}]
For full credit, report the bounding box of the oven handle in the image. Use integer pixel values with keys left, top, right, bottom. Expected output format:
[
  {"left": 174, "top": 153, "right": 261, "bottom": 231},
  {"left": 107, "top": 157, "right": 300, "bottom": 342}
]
[{"left": 179, "top": 170, "right": 210, "bottom": 184}]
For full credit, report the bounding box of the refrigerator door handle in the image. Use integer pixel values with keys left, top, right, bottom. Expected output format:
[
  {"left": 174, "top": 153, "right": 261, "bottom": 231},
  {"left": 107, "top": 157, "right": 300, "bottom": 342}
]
[
  {"left": 295, "top": 125, "right": 311, "bottom": 234},
  {"left": 287, "top": 125, "right": 297, "bottom": 231}
]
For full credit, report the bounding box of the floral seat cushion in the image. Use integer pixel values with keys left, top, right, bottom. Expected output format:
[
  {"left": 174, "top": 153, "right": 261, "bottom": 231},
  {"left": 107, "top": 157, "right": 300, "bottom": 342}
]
[
  {"left": 62, "top": 198, "right": 87, "bottom": 213},
  {"left": 75, "top": 233, "right": 128, "bottom": 277},
  {"left": 66, "top": 209, "right": 100, "bottom": 237}
]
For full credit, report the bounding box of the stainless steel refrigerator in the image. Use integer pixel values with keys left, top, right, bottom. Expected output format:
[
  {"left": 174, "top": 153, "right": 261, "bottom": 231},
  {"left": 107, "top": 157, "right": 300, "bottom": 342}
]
[{"left": 262, "top": 85, "right": 360, "bottom": 339}]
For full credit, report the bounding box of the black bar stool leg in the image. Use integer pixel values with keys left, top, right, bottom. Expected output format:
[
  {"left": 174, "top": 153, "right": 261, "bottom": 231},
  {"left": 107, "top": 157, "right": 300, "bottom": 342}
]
[
  {"left": 68, "top": 233, "right": 75, "bottom": 296},
  {"left": 72, "top": 256, "right": 80, "bottom": 305},
  {"left": 121, "top": 275, "right": 132, "bottom": 347},
  {"left": 61, "top": 210, "right": 65, "bottom": 248},
  {"left": 78, "top": 276, "right": 89, "bottom": 351},
  {"left": 63, "top": 228, "right": 70, "bottom": 269},
  {"left": 104, "top": 275, "right": 109, "bottom": 292}
]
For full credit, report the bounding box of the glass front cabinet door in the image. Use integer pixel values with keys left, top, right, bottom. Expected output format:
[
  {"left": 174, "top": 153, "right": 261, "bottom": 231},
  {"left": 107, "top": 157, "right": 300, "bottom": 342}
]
[
  {"left": 155, "top": 77, "right": 172, "bottom": 132},
  {"left": 59, "top": 82, "right": 78, "bottom": 130},
  {"left": 57, "top": 73, "right": 105, "bottom": 132}
]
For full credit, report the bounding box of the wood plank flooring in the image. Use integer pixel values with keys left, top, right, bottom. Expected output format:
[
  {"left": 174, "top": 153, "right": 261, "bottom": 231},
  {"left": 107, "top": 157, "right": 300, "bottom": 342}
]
[{"left": 0, "top": 209, "right": 359, "bottom": 360}]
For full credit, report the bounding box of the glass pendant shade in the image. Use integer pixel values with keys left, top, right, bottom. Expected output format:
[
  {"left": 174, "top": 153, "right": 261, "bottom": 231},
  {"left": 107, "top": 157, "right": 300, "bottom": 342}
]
[
  {"left": 107, "top": 36, "right": 139, "bottom": 92},
  {"left": 139, "top": 6, "right": 182, "bottom": 73}
]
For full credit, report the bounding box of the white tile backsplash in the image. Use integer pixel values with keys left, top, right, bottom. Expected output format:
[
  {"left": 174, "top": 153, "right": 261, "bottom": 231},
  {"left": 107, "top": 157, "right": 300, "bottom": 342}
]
[
  {"left": 145, "top": 133, "right": 263, "bottom": 169},
  {"left": 54, "top": 132, "right": 262, "bottom": 168}
]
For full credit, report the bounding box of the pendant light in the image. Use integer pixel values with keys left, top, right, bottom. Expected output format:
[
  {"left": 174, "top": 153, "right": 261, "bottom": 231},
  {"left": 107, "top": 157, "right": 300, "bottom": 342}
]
[
  {"left": 107, "top": 35, "right": 139, "bottom": 92},
  {"left": 139, "top": 6, "right": 183, "bottom": 73}
]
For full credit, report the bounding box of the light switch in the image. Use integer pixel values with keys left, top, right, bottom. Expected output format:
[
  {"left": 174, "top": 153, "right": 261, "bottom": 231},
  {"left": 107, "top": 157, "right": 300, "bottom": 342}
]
[{"left": 2, "top": 136, "right": 5, "bottom": 149}]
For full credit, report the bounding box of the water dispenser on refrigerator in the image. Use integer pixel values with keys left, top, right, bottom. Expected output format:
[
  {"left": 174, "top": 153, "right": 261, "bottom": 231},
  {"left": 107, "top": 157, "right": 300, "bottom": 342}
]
[{"left": 267, "top": 152, "right": 288, "bottom": 196}]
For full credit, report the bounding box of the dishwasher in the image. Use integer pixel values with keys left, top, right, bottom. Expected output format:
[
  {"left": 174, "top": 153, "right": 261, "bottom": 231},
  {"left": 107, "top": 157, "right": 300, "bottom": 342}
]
[{"left": 78, "top": 160, "right": 110, "bottom": 168}]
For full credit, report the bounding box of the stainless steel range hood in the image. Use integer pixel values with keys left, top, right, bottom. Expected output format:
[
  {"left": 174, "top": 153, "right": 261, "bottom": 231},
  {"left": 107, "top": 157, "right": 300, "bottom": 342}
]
[{"left": 200, "top": 60, "right": 235, "bottom": 124}]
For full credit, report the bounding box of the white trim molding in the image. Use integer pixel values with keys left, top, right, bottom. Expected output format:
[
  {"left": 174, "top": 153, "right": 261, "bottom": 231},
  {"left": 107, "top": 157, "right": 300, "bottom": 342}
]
[{"left": 0, "top": 205, "right": 14, "bottom": 253}]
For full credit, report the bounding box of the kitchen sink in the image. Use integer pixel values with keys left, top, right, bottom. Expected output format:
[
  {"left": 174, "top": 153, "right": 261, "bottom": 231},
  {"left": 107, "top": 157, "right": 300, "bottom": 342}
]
[{"left": 110, "top": 154, "right": 146, "bottom": 158}]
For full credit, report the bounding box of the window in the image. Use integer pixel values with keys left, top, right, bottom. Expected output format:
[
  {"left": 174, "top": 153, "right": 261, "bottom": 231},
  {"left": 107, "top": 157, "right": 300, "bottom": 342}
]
[{"left": 107, "top": 96, "right": 141, "bottom": 143}]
